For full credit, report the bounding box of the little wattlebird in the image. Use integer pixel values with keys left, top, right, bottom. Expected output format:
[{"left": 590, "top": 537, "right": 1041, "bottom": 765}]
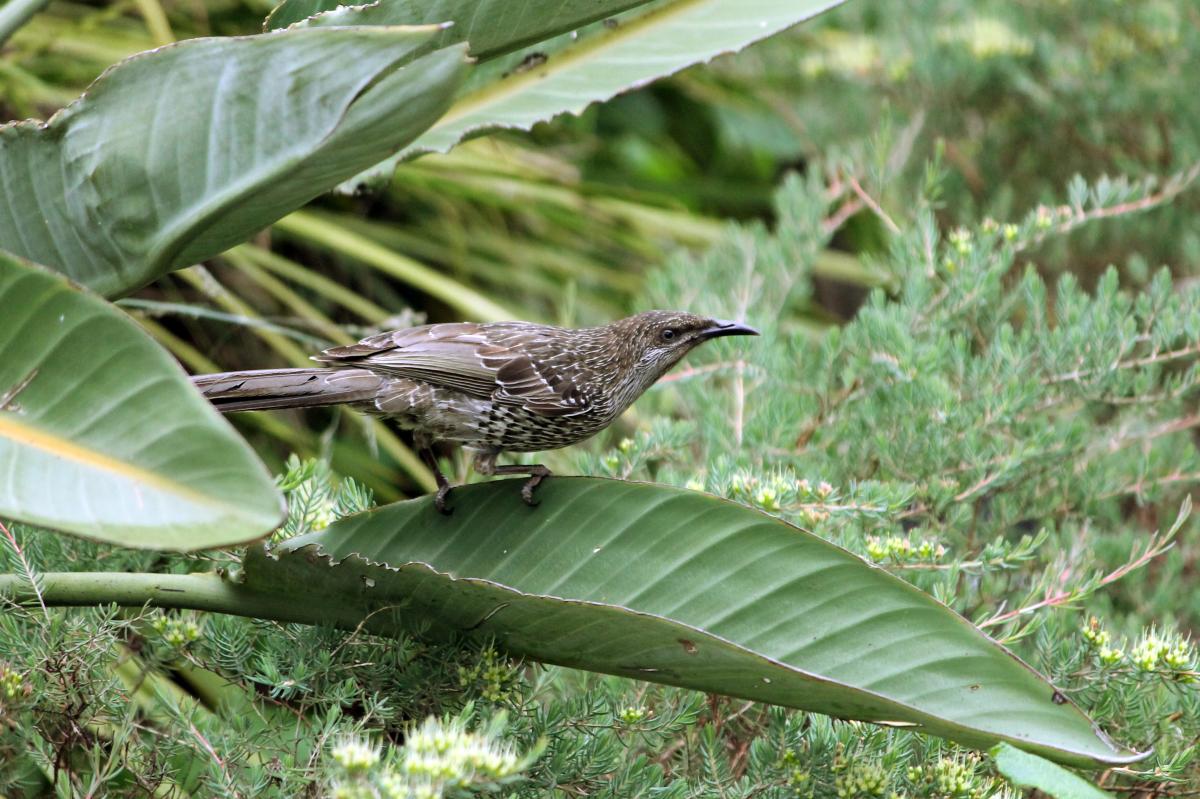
[{"left": 192, "top": 310, "right": 758, "bottom": 512}]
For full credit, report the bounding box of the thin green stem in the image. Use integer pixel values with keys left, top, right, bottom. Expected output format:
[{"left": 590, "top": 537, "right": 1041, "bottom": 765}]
[
  {"left": 274, "top": 211, "right": 515, "bottom": 322},
  {"left": 0, "top": 60, "right": 77, "bottom": 109},
  {"left": 220, "top": 249, "right": 353, "bottom": 345},
  {"left": 330, "top": 210, "right": 643, "bottom": 294},
  {"left": 119, "top": 297, "right": 328, "bottom": 348},
  {"left": 0, "top": 0, "right": 50, "bottom": 46},
  {"left": 130, "top": 0, "right": 173, "bottom": 46},
  {"left": 232, "top": 244, "right": 389, "bottom": 324},
  {"left": 178, "top": 266, "right": 312, "bottom": 366},
  {"left": 0, "top": 572, "right": 401, "bottom": 635}
]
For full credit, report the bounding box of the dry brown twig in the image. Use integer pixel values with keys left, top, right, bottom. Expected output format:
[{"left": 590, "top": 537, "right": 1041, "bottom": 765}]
[{"left": 977, "top": 502, "right": 1186, "bottom": 630}]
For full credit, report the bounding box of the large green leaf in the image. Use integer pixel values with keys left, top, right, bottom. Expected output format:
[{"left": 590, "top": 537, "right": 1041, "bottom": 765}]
[
  {"left": 268, "top": 0, "right": 652, "bottom": 61},
  {"left": 246, "top": 477, "right": 1142, "bottom": 767},
  {"left": 336, "top": 0, "right": 844, "bottom": 191},
  {"left": 0, "top": 252, "right": 284, "bottom": 548},
  {"left": 0, "top": 27, "right": 467, "bottom": 298},
  {"left": 992, "top": 743, "right": 1113, "bottom": 799}
]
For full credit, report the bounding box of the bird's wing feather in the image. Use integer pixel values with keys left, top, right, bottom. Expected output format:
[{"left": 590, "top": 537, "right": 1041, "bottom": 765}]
[
  {"left": 315, "top": 323, "right": 593, "bottom": 416},
  {"left": 489, "top": 353, "right": 592, "bottom": 418},
  {"left": 316, "top": 324, "right": 497, "bottom": 398}
]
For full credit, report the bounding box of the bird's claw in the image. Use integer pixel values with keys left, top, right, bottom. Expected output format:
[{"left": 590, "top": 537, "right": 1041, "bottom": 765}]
[
  {"left": 520, "top": 472, "right": 547, "bottom": 508},
  {"left": 434, "top": 484, "right": 453, "bottom": 516}
]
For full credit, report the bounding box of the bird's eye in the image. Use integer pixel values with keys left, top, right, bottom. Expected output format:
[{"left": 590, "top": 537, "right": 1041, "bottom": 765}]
[{"left": 660, "top": 329, "right": 676, "bottom": 342}]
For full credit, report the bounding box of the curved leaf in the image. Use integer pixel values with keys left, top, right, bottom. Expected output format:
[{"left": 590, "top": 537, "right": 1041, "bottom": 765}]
[
  {"left": 992, "top": 743, "right": 1113, "bottom": 799},
  {"left": 270, "top": 0, "right": 652, "bottom": 61},
  {"left": 247, "top": 477, "right": 1142, "bottom": 767},
  {"left": 0, "top": 28, "right": 467, "bottom": 298},
  {"left": 0, "top": 252, "right": 284, "bottom": 548},
  {"left": 340, "top": 0, "right": 844, "bottom": 190}
]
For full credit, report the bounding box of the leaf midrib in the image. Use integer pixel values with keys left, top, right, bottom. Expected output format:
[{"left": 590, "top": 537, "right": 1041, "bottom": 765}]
[
  {"left": 421, "top": 0, "right": 839, "bottom": 136},
  {"left": 0, "top": 413, "right": 247, "bottom": 513}
]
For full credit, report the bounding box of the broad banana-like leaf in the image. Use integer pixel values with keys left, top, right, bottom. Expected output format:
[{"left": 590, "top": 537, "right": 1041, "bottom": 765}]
[
  {"left": 268, "top": 0, "right": 652, "bottom": 61},
  {"left": 331, "top": 0, "right": 844, "bottom": 191},
  {"left": 0, "top": 27, "right": 467, "bottom": 298},
  {"left": 246, "top": 477, "right": 1142, "bottom": 767},
  {"left": 0, "top": 252, "right": 283, "bottom": 548}
]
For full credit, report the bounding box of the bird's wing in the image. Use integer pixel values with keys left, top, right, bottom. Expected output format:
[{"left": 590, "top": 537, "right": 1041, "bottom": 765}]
[
  {"left": 316, "top": 323, "right": 499, "bottom": 399},
  {"left": 315, "top": 323, "right": 593, "bottom": 417},
  {"left": 487, "top": 352, "right": 592, "bottom": 418}
]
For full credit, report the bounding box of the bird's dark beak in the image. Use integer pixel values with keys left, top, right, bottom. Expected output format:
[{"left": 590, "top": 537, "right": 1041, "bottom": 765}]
[{"left": 699, "top": 319, "right": 760, "bottom": 340}]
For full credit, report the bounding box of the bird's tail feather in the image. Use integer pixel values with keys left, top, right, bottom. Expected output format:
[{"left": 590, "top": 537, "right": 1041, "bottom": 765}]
[{"left": 191, "top": 368, "right": 382, "bottom": 413}]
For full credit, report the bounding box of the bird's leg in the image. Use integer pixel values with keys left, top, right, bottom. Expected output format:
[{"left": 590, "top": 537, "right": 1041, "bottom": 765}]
[
  {"left": 418, "top": 444, "right": 454, "bottom": 515},
  {"left": 496, "top": 464, "right": 551, "bottom": 507},
  {"left": 472, "top": 451, "right": 552, "bottom": 507}
]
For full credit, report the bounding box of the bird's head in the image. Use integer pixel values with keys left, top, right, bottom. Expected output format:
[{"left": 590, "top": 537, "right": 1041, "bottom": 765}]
[{"left": 615, "top": 310, "right": 759, "bottom": 390}]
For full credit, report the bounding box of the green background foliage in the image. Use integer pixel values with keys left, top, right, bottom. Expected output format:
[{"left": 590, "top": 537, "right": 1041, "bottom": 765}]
[{"left": 2, "top": 0, "right": 1199, "bottom": 796}]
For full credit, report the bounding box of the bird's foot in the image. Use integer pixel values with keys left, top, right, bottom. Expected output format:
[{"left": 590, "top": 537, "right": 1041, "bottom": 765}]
[
  {"left": 483, "top": 461, "right": 552, "bottom": 508},
  {"left": 519, "top": 466, "right": 551, "bottom": 508},
  {"left": 434, "top": 483, "right": 453, "bottom": 515},
  {"left": 418, "top": 445, "right": 454, "bottom": 516}
]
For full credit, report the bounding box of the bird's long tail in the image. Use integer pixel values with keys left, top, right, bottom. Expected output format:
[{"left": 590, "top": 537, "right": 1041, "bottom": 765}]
[{"left": 191, "top": 368, "right": 383, "bottom": 413}]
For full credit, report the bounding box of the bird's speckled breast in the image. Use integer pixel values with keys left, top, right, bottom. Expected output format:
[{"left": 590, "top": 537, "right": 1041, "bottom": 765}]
[{"left": 354, "top": 376, "right": 617, "bottom": 452}]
